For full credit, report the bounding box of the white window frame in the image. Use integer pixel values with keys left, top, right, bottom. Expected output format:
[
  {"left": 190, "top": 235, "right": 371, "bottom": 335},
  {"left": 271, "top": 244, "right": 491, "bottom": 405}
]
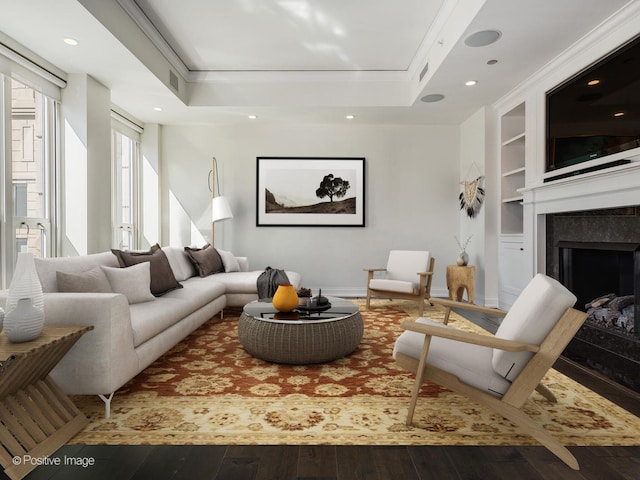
[
  {"left": 111, "top": 114, "right": 142, "bottom": 250},
  {"left": 0, "top": 74, "right": 59, "bottom": 287}
]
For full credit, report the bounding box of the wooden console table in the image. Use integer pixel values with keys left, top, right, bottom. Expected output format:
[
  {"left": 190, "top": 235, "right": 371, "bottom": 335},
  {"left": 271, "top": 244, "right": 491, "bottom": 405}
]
[
  {"left": 446, "top": 265, "right": 476, "bottom": 304},
  {"left": 0, "top": 326, "right": 92, "bottom": 480}
]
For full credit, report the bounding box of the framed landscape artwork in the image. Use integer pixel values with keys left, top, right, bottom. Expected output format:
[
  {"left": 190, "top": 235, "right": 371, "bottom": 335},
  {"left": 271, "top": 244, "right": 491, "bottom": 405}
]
[{"left": 256, "top": 157, "right": 365, "bottom": 227}]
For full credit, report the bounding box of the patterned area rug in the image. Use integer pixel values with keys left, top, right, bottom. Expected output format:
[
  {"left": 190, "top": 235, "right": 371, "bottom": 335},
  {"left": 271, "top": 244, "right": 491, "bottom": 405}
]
[{"left": 70, "top": 299, "right": 640, "bottom": 446}]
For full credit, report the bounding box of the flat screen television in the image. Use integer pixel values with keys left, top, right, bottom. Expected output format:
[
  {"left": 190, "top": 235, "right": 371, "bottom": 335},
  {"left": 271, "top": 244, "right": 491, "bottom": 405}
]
[{"left": 546, "top": 35, "right": 640, "bottom": 181}]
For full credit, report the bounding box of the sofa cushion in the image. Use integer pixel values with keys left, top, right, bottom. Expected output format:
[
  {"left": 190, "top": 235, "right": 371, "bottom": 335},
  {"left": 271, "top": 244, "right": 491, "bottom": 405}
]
[
  {"left": 35, "top": 252, "right": 119, "bottom": 292},
  {"left": 185, "top": 244, "right": 224, "bottom": 277},
  {"left": 186, "top": 271, "right": 259, "bottom": 294},
  {"left": 237, "top": 257, "right": 249, "bottom": 272},
  {"left": 56, "top": 266, "right": 113, "bottom": 293},
  {"left": 101, "top": 263, "right": 156, "bottom": 304},
  {"left": 191, "top": 270, "right": 302, "bottom": 295},
  {"left": 112, "top": 244, "right": 183, "bottom": 296},
  {"left": 162, "top": 246, "right": 197, "bottom": 281},
  {"left": 129, "top": 279, "right": 226, "bottom": 347}
]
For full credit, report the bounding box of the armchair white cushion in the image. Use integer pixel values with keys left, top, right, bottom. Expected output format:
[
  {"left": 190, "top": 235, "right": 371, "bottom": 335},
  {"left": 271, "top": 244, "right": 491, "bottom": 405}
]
[
  {"left": 380, "top": 250, "right": 430, "bottom": 287},
  {"left": 492, "top": 273, "right": 577, "bottom": 381},
  {"left": 368, "top": 279, "right": 414, "bottom": 294},
  {"left": 393, "top": 318, "right": 512, "bottom": 396},
  {"left": 365, "top": 250, "right": 434, "bottom": 315}
]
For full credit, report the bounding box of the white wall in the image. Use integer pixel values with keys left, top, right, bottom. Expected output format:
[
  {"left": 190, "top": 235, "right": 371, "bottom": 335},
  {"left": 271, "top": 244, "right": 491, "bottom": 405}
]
[
  {"left": 61, "top": 74, "right": 111, "bottom": 255},
  {"left": 160, "top": 122, "right": 461, "bottom": 296},
  {"left": 141, "top": 123, "right": 161, "bottom": 248},
  {"left": 458, "top": 107, "right": 487, "bottom": 304}
]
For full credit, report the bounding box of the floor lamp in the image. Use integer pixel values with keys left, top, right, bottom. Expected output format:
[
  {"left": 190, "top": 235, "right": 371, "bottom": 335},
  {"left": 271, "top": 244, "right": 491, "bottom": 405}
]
[{"left": 210, "top": 157, "right": 233, "bottom": 248}]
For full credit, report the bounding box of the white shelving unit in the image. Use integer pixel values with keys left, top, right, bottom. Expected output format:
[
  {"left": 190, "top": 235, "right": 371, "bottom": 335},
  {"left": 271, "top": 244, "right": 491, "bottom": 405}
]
[
  {"left": 500, "top": 103, "right": 526, "bottom": 235},
  {"left": 498, "top": 102, "right": 528, "bottom": 308}
]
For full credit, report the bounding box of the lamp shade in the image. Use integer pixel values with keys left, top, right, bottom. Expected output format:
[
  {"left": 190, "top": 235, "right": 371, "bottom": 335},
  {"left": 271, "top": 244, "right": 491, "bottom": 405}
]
[{"left": 212, "top": 196, "right": 233, "bottom": 222}]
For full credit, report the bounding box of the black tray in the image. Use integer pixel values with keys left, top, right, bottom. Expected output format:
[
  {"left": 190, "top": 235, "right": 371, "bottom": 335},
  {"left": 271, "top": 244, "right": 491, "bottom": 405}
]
[{"left": 295, "top": 302, "right": 332, "bottom": 313}]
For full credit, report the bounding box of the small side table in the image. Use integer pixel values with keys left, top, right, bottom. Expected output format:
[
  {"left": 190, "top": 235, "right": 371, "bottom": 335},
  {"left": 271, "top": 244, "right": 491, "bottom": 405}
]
[
  {"left": 0, "top": 326, "right": 92, "bottom": 480},
  {"left": 446, "top": 265, "right": 476, "bottom": 304}
]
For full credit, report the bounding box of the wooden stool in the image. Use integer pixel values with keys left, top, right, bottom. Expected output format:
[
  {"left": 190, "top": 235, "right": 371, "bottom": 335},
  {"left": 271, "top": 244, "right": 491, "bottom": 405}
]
[
  {"left": 0, "top": 326, "right": 92, "bottom": 480},
  {"left": 446, "top": 265, "right": 476, "bottom": 304}
]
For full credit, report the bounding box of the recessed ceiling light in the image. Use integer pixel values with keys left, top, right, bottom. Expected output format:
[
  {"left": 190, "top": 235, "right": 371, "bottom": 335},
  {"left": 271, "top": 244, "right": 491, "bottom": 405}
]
[
  {"left": 464, "top": 30, "right": 501, "bottom": 47},
  {"left": 153, "top": 107, "right": 162, "bottom": 111},
  {"left": 588, "top": 79, "right": 601, "bottom": 86},
  {"left": 63, "top": 38, "right": 78, "bottom": 46},
  {"left": 420, "top": 94, "right": 445, "bottom": 103},
  {"left": 465, "top": 80, "right": 478, "bottom": 86},
  {"left": 345, "top": 114, "right": 355, "bottom": 120},
  {"left": 614, "top": 112, "right": 625, "bottom": 117},
  {"left": 248, "top": 115, "right": 257, "bottom": 119}
]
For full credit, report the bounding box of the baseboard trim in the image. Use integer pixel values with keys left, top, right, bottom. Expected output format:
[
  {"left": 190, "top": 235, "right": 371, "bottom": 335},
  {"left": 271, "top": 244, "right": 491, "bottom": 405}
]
[{"left": 308, "top": 287, "right": 451, "bottom": 300}]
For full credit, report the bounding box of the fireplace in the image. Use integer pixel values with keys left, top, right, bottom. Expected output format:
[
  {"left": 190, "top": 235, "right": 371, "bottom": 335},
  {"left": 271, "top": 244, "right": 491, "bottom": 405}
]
[
  {"left": 547, "top": 207, "right": 640, "bottom": 392},
  {"left": 559, "top": 241, "right": 639, "bottom": 335}
]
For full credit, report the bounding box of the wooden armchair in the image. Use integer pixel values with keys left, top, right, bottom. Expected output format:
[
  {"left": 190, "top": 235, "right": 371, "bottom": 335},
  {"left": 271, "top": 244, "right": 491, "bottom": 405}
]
[
  {"left": 364, "top": 250, "right": 435, "bottom": 316},
  {"left": 393, "top": 274, "right": 587, "bottom": 470}
]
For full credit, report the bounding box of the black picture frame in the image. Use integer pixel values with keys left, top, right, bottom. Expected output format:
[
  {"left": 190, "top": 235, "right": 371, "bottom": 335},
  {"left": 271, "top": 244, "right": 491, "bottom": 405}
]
[{"left": 256, "top": 157, "right": 365, "bottom": 227}]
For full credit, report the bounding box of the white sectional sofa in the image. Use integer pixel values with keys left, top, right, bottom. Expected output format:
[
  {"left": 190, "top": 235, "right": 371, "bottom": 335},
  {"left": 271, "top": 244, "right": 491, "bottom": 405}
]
[{"left": 0, "top": 246, "right": 301, "bottom": 417}]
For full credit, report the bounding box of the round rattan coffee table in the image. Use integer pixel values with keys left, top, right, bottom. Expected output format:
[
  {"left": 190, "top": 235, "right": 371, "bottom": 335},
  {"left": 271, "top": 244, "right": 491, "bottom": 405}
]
[{"left": 238, "top": 296, "right": 363, "bottom": 364}]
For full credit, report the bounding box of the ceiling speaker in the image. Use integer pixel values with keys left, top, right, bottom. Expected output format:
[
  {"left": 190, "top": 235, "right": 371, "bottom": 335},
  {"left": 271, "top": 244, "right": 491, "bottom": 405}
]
[{"left": 464, "top": 30, "right": 502, "bottom": 47}]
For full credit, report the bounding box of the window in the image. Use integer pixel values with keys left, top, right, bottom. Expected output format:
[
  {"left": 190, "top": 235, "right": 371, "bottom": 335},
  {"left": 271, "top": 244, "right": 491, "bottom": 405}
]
[
  {"left": 112, "top": 128, "right": 140, "bottom": 250},
  {"left": 1, "top": 74, "right": 58, "bottom": 286},
  {"left": 13, "top": 183, "right": 28, "bottom": 217},
  {"left": 1, "top": 42, "right": 63, "bottom": 287},
  {"left": 2, "top": 77, "right": 56, "bottom": 258}
]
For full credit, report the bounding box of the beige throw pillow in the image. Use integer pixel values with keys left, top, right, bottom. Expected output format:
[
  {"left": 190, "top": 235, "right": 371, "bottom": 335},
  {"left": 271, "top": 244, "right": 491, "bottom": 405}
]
[
  {"left": 101, "top": 263, "right": 155, "bottom": 304},
  {"left": 217, "top": 249, "right": 241, "bottom": 272}
]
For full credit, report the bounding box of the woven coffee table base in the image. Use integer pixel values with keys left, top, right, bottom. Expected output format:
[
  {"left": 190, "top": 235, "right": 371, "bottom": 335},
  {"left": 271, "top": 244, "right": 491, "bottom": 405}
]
[{"left": 238, "top": 311, "right": 364, "bottom": 364}]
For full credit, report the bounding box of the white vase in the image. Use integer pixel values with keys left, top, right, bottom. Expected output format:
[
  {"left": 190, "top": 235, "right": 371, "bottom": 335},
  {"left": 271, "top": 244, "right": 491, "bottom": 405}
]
[
  {"left": 456, "top": 251, "right": 469, "bottom": 266},
  {"left": 4, "top": 252, "right": 45, "bottom": 343}
]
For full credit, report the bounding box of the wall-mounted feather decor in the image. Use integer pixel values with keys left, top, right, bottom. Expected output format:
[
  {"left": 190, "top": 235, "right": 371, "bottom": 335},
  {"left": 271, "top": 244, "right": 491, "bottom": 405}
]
[
  {"left": 459, "top": 162, "right": 485, "bottom": 218},
  {"left": 459, "top": 176, "right": 485, "bottom": 218}
]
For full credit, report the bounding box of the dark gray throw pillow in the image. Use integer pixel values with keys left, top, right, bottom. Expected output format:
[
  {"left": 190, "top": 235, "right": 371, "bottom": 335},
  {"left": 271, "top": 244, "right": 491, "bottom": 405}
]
[
  {"left": 111, "top": 244, "right": 183, "bottom": 296},
  {"left": 184, "top": 243, "right": 224, "bottom": 277}
]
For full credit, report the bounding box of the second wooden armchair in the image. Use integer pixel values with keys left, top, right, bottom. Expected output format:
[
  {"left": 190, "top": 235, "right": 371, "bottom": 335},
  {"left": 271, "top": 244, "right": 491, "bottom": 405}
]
[{"left": 364, "top": 250, "right": 435, "bottom": 316}]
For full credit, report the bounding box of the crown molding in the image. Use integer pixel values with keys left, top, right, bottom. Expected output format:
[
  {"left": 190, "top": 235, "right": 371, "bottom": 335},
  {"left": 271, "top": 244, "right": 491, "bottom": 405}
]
[{"left": 116, "top": 0, "right": 190, "bottom": 79}]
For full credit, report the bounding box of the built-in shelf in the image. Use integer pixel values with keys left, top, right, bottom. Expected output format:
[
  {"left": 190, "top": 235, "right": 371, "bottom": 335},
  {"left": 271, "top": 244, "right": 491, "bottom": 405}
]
[
  {"left": 502, "top": 196, "right": 524, "bottom": 204},
  {"left": 502, "top": 132, "right": 526, "bottom": 147},
  {"left": 500, "top": 102, "right": 526, "bottom": 235},
  {"left": 502, "top": 167, "right": 526, "bottom": 177},
  {"left": 498, "top": 101, "right": 530, "bottom": 309}
]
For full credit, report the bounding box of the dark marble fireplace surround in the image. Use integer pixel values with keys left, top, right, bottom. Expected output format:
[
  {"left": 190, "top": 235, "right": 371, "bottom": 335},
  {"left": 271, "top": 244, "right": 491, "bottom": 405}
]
[{"left": 546, "top": 206, "right": 640, "bottom": 392}]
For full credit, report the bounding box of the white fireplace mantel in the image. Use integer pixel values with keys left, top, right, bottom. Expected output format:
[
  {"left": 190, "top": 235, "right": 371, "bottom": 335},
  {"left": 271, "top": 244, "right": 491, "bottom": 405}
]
[
  {"left": 523, "top": 162, "right": 640, "bottom": 215},
  {"left": 521, "top": 162, "right": 640, "bottom": 276}
]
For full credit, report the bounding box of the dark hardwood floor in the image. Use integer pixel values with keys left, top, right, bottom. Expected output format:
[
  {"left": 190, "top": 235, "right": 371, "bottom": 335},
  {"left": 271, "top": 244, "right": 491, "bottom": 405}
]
[
  {"left": 8, "top": 444, "right": 640, "bottom": 480},
  {"left": 4, "top": 304, "right": 640, "bottom": 480}
]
